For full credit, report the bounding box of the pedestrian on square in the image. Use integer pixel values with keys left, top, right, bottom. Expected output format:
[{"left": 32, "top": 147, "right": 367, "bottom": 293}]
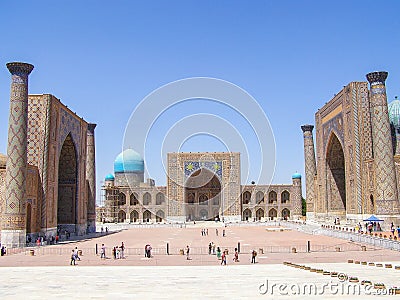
[
  {"left": 212, "top": 242, "right": 216, "bottom": 255},
  {"left": 112, "top": 246, "right": 116, "bottom": 259},
  {"left": 251, "top": 249, "right": 257, "bottom": 264},
  {"left": 70, "top": 250, "right": 76, "bottom": 265},
  {"left": 216, "top": 247, "right": 221, "bottom": 259},
  {"left": 120, "top": 242, "right": 125, "bottom": 258},
  {"left": 101, "top": 244, "right": 106, "bottom": 259},
  {"left": 222, "top": 229, "right": 225, "bottom": 237},
  {"left": 233, "top": 248, "right": 239, "bottom": 262},
  {"left": 74, "top": 247, "right": 81, "bottom": 261},
  {"left": 221, "top": 250, "right": 227, "bottom": 265},
  {"left": 206, "top": 229, "right": 208, "bottom": 236},
  {"left": 208, "top": 242, "right": 212, "bottom": 255},
  {"left": 186, "top": 245, "right": 190, "bottom": 260},
  {"left": 216, "top": 229, "right": 218, "bottom": 236}
]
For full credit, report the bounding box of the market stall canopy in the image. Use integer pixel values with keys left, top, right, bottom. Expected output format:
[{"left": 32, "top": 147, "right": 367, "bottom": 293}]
[{"left": 363, "top": 215, "right": 384, "bottom": 222}]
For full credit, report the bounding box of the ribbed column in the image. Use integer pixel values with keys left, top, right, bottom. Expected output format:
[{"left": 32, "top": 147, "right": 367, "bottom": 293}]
[
  {"left": 366, "top": 71, "right": 399, "bottom": 214},
  {"left": 1, "top": 62, "right": 34, "bottom": 247},
  {"left": 86, "top": 123, "right": 96, "bottom": 232},
  {"left": 301, "top": 125, "right": 317, "bottom": 217}
]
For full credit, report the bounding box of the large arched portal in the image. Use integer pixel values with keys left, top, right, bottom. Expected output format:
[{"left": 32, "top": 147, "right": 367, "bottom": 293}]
[
  {"left": 57, "top": 134, "right": 78, "bottom": 232},
  {"left": 326, "top": 133, "right": 346, "bottom": 215},
  {"left": 184, "top": 168, "right": 221, "bottom": 221}
]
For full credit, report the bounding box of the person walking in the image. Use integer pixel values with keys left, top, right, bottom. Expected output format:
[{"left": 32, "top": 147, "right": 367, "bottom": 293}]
[
  {"left": 233, "top": 248, "right": 239, "bottom": 262},
  {"left": 221, "top": 250, "right": 227, "bottom": 265},
  {"left": 208, "top": 243, "right": 212, "bottom": 255},
  {"left": 186, "top": 245, "right": 190, "bottom": 260},
  {"left": 251, "top": 249, "right": 257, "bottom": 264},
  {"left": 100, "top": 244, "right": 106, "bottom": 259},
  {"left": 70, "top": 250, "right": 76, "bottom": 265},
  {"left": 74, "top": 247, "right": 81, "bottom": 261},
  {"left": 120, "top": 242, "right": 125, "bottom": 259},
  {"left": 216, "top": 247, "right": 221, "bottom": 259}
]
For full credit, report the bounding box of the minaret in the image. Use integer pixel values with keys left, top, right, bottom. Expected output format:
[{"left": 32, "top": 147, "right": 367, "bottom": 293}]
[
  {"left": 301, "top": 125, "right": 317, "bottom": 219},
  {"left": 86, "top": 123, "right": 97, "bottom": 232},
  {"left": 366, "top": 71, "right": 399, "bottom": 215},
  {"left": 291, "top": 173, "right": 303, "bottom": 218},
  {"left": 1, "top": 62, "right": 34, "bottom": 247}
]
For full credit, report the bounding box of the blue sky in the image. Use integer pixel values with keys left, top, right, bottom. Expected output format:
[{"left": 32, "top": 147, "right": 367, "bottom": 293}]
[{"left": 1, "top": 1, "right": 399, "bottom": 203}]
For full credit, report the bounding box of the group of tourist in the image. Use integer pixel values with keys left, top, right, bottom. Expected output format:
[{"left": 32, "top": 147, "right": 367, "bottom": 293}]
[
  {"left": 0, "top": 245, "right": 6, "bottom": 256},
  {"left": 112, "top": 242, "right": 125, "bottom": 259},
  {"left": 70, "top": 246, "right": 81, "bottom": 265}
]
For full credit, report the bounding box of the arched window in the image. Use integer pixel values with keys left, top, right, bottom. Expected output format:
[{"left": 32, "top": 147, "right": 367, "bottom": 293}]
[
  {"left": 187, "top": 192, "right": 195, "bottom": 204},
  {"left": 199, "top": 194, "right": 208, "bottom": 205},
  {"left": 281, "top": 191, "right": 290, "bottom": 203},
  {"left": 242, "top": 191, "right": 251, "bottom": 204},
  {"left": 243, "top": 208, "right": 252, "bottom": 221},
  {"left": 130, "top": 193, "right": 138, "bottom": 205},
  {"left": 156, "top": 192, "right": 165, "bottom": 205},
  {"left": 118, "top": 192, "right": 126, "bottom": 206},
  {"left": 256, "top": 191, "right": 264, "bottom": 204},
  {"left": 143, "top": 192, "right": 151, "bottom": 206},
  {"left": 268, "top": 191, "right": 277, "bottom": 204}
]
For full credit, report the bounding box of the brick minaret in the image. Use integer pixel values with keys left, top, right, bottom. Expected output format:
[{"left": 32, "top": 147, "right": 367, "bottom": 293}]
[
  {"left": 1, "top": 62, "right": 34, "bottom": 247},
  {"left": 366, "top": 71, "right": 399, "bottom": 215},
  {"left": 86, "top": 123, "right": 97, "bottom": 232},
  {"left": 291, "top": 174, "right": 303, "bottom": 218},
  {"left": 301, "top": 125, "right": 317, "bottom": 219}
]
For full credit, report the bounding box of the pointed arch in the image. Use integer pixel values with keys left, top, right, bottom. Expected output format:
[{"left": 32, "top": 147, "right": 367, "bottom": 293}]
[
  {"left": 57, "top": 133, "right": 78, "bottom": 228},
  {"left": 326, "top": 131, "right": 346, "bottom": 212}
]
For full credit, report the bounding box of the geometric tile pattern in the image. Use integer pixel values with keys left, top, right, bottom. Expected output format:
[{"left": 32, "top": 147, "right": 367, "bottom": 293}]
[
  {"left": 301, "top": 125, "right": 317, "bottom": 213},
  {"left": 2, "top": 62, "right": 33, "bottom": 231},
  {"left": 86, "top": 123, "right": 96, "bottom": 224},
  {"left": 366, "top": 72, "right": 399, "bottom": 214}
]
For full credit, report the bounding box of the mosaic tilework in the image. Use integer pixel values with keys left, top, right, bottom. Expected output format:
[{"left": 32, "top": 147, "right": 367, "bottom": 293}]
[
  {"left": 301, "top": 125, "right": 317, "bottom": 213},
  {"left": 3, "top": 63, "right": 33, "bottom": 232},
  {"left": 184, "top": 161, "right": 222, "bottom": 178},
  {"left": 58, "top": 107, "right": 82, "bottom": 153},
  {"left": 86, "top": 124, "right": 96, "bottom": 224},
  {"left": 367, "top": 72, "right": 399, "bottom": 214}
]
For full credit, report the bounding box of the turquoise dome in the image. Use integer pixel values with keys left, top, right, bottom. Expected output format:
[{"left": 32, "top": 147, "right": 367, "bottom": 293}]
[
  {"left": 292, "top": 172, "right": 302, "bottom": 179},
  {"left": 114, "top": 149, "right": 144, "bottom": 173},
  {"left": 388, "top": 97, "right": 400, "bottom": 127},
  {"left": 105, "top": 173, "right": 115, "bottom": 181}
]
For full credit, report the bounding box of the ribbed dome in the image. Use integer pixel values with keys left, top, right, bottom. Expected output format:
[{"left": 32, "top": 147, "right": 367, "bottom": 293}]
[
  {"left": 292, "top": 172, "right": 301, "bottom": 179},
  {"left": 114, "top": 149, "right": 144, "bottom": 173},
  {"left": 0, "top": 153, "right": 6, "bottom": 169},
  {"left": 389, "top": 97, "right": 400, "bottom": 127},
  {"left": 105, "top": 173, "right": 115, "bottom": 181}
]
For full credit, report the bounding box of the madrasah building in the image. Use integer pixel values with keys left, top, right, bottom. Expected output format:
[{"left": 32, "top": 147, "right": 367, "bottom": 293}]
[
  {"left": 302, "top": 71, "right": 400, "bottom": 228},
  {"left": 98, "top": 151, "right": 303, "bottom": 223},
  {"left": 0, "top": 62, "right": 96, "bottom": 247}
]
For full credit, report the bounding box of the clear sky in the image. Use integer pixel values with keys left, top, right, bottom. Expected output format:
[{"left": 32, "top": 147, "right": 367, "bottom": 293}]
[{"left": 1, "top": 1, "right": 399, "bottom": 203}]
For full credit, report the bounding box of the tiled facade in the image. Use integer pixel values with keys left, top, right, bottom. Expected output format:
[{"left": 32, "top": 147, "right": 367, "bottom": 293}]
[
  {"left": 0, "top": 63, "right": 96, "bottom": 247},
  {"left": 302, "top": 71, "right": 400, "bottom": 227},
  {"left": 99, "top": 152, "right": 302, "bottom": 223}
]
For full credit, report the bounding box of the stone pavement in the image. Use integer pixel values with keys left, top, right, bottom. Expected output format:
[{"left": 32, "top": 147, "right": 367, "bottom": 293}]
[
  {"left": 1, "top": 262, "right": 400, "bottom": 299},
  {"left": 2, "top": 224, "right": 400, "bottom": 298}
]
